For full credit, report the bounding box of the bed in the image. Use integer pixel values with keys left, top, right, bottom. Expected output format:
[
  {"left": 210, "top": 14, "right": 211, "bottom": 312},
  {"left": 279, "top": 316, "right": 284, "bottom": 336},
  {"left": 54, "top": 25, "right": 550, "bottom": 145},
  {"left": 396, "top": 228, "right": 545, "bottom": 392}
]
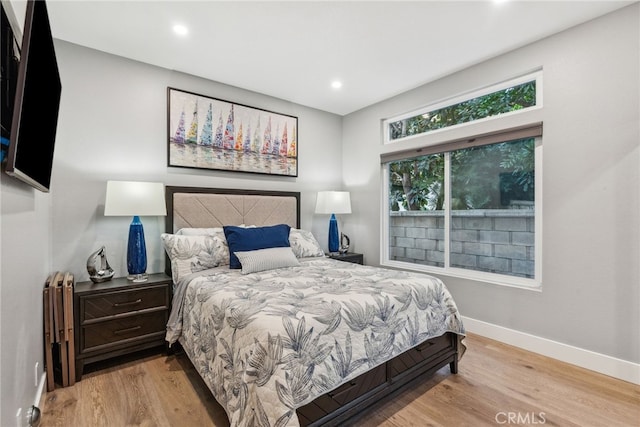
[{"left": 162, "top": 186, "right": 465, "bottom": 427}]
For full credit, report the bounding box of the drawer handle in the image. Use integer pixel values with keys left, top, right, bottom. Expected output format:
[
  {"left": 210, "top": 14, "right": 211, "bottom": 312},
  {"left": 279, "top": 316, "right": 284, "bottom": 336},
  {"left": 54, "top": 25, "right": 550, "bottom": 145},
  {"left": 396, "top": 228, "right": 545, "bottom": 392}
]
[
  {"left": 416, "top": 341, "right": 435, "bottom": 352},
  {"left": 113, "top": 325, "right": 142, "bottom": 335},
  {"left": 113, "top": 298, "right": 142, "bottom": 308},
  {"left": 328, "top": 380, "right": 357, "bottom": 398}
]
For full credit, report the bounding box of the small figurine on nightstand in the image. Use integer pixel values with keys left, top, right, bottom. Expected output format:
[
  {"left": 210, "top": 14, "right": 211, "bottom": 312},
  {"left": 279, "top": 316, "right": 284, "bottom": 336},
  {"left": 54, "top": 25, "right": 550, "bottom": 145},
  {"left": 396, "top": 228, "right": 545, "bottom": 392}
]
[
  {"left": 340, "top": 233, "right": 350, "bottom": 254},
  {"left": 86, "top": 246, "right": 115, "bottom": 283}
]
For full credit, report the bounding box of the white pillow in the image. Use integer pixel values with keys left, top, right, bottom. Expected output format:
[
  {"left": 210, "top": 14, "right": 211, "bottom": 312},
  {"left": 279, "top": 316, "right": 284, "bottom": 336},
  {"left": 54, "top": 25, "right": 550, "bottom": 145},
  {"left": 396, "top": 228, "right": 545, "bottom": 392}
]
[
  {"left": 173, "top": 228, "right": 230, "bottom": 265},
  {"left": 289, "top": 228, "right": 325, "bottom": 258},
  {"left": 175, "top": 225, "right": 255, "bottom": 235},
  {"left": 176, "top": 227, "right": 224, "bottom": 236},
  {"left": 234, "top": 247, "right": 300, "bottom": 274},
  {"left": 161, "top": 233, "right": 228, "bottom": 282}
]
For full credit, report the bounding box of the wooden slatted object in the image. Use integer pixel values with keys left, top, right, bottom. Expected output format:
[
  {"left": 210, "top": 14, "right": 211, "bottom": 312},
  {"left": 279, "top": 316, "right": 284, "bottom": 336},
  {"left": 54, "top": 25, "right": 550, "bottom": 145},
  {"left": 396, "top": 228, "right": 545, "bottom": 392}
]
[{"left": 43, "top": 272, "right": 75, "bottom": 390}]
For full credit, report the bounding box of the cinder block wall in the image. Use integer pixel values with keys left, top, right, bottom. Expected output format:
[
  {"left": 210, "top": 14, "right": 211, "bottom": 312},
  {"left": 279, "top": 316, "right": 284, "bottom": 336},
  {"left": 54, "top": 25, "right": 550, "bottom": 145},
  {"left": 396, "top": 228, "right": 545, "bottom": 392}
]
[{"left": 390, "top": 210, "right": 535, "bottom": 278}]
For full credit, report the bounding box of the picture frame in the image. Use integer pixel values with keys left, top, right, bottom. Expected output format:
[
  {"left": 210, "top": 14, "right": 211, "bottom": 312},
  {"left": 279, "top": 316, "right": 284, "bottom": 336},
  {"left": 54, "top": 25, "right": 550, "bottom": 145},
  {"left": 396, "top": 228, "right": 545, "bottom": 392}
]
[{"left": 167, "top": 87, "right": 298, "bottom": 177}]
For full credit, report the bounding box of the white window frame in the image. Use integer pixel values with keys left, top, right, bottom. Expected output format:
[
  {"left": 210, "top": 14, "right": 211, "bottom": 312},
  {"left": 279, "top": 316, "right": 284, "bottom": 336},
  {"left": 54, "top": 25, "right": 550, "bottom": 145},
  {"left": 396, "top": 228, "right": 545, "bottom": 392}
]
[
  {"left": 380, "top": 72, "right": 543, "bottom": 290},
  {"left": 383, "top": 70, "right": 543, "bottom": 145}
]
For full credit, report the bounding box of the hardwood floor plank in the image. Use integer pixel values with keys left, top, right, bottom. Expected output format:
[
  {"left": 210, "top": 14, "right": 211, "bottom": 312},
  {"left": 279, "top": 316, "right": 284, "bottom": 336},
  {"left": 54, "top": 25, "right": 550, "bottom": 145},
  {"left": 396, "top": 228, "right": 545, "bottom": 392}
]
[
  {"left": 461, "top": 336, "right": 639, "bottom": 427},
  {"left": 40, "top": 334, "right": 639, "bottom": 426}
]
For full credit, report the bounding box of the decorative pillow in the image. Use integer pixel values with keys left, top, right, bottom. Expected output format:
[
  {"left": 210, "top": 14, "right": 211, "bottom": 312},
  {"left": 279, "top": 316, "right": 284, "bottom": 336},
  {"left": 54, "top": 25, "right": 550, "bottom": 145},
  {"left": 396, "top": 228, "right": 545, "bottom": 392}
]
[
  {"left": 234, "top": 247, "right": 300, "bottom": 274},
  {"left": 176, "top": 225, "right": 254, "bottom": 236},
  {"left": 289, "top": 228, "right": 325, "bottom": 258},
  {"left": 161, "top": 233, "right": 228, "bottom": 282},
  {"left": 223, "top": 224, "right": 291, "bottom": 269},
  {"left": 174, "top": 228, "right": 230, "bottom": 265},
  {"left": 176, "top": 227, "right": 223, "bottom": 236}
]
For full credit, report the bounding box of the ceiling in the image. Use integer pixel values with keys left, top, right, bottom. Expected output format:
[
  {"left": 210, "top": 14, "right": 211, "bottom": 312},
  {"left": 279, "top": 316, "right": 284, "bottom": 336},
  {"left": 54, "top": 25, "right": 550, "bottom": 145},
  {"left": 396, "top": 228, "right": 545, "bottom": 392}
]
[{"left": 43, "top": 0, "right": 633, "bottom": 116}]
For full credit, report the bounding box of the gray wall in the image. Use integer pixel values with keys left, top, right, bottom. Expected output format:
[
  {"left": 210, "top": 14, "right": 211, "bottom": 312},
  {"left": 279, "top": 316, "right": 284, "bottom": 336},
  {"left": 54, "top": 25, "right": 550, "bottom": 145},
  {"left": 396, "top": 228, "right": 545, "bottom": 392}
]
[
  {"left": 1, "top": 4, "right": 638, "bottom": 425},
  {"left": 51, "top": 41, "right": 343, "bottom": 283},
  {"left": 0, "top": 39, "right": 343, "bottom": 426},
  {"left": 0, "top": 177, "right": 51, "bottom": 426},
  {"left": 390, "top": 210, "right": 535, "bottom": 278},
  {"left": 343, "top": 4, "right": 639, "bottom": 363},
  {"left": 1, "top": 2, "right": 51, "bottom": 425}
]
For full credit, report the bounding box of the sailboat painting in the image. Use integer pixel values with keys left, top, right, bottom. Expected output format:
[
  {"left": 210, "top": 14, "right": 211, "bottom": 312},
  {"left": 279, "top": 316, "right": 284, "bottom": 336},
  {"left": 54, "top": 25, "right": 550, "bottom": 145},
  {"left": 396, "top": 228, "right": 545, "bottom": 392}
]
[{"left": 168, "top": 87, "right": 298, "bottom": 177}]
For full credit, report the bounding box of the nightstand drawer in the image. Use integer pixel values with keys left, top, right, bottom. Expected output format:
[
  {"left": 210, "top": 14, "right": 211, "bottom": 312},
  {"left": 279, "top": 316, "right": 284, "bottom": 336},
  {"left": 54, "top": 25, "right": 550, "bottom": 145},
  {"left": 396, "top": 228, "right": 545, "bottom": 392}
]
[
  {"left": 81, "top": 311, "right": 166, "bottom": 353},
  {"left": 81, "top": 286, "right": 168, "bottom": 321}
]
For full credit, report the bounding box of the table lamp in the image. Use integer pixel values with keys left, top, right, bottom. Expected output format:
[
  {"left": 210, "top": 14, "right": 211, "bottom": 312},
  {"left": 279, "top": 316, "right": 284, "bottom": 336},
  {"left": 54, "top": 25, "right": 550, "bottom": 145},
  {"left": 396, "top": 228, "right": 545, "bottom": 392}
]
[
  {"left": 104, "top": 181, "right": 167, "bottom": 282},
  {"left": 315, "top": 191, "right": 351, "bottom": 254}
]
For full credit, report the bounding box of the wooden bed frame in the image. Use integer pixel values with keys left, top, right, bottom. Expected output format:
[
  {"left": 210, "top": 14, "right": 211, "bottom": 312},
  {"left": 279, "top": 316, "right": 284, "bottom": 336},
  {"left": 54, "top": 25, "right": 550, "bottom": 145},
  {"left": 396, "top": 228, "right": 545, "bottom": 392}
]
[{"left": 164, "top": 185, "right": 459, "bottom": 426}]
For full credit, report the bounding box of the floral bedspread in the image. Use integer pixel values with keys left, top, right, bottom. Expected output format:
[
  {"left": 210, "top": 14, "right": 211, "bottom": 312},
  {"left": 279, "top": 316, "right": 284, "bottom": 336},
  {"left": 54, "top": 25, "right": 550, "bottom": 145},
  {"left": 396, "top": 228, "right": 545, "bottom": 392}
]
[{"left": 166, "top": 257, "right": 465, "bottom": 427}]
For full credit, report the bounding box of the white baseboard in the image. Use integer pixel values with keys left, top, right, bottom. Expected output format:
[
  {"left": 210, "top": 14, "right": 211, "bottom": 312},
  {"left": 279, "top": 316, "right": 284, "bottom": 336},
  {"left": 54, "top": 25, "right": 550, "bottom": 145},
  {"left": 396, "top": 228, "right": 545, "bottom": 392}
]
[
  {"left": 15, "top": 373, "right": 48, "bottom": 427},
  {"left": 35, "top": 372, "right": 46, "bottom": 407},
  {"left": 462, "top": 316, "right": 640, "bottom": 385}
]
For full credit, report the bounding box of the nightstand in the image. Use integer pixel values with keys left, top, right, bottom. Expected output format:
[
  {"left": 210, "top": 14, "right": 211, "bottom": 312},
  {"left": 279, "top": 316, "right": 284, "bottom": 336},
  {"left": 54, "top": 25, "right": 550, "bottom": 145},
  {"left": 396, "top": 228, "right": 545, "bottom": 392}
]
[
  {"left": 74, "top": 273, "right": 171, "bottom": 380},
  {"left": 329, "top": 252, "right": 364, "bottom": 265}
]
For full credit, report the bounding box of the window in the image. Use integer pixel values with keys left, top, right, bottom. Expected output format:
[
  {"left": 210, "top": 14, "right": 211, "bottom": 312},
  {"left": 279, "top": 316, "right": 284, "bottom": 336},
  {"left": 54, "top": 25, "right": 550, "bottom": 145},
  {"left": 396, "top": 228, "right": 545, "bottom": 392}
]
[
  {"left": 385, "top": 73, "right": 540, "bottom": 144},
  {"left": 382, "top": 74, "right": 542, "bottom": 288}
]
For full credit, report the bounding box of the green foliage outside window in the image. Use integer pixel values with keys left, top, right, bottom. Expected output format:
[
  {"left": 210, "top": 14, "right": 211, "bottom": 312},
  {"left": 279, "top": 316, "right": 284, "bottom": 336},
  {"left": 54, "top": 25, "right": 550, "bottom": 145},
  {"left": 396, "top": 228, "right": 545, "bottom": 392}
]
[
  {"left": 390, "top": 138, "right": 534, "bottom": 211},
  {"left": 388, "top": 81, "right": 536, "bottom": 141},
  {"left": 389, "top": 80, "right": 536, "bottom": 212},
  {"left": 450, "top": 139, "right": 534, "bottom": 210}
]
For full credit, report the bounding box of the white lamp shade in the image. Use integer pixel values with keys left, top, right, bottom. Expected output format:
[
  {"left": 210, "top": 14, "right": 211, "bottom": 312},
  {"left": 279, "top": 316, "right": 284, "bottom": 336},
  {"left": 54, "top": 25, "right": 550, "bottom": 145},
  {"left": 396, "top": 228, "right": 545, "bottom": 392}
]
[
  {"left": 104, "top": 181, "right": 167, "bottom": 216},
  {"left": 315, "top": 191, "right": 351, "bottom": 214}
]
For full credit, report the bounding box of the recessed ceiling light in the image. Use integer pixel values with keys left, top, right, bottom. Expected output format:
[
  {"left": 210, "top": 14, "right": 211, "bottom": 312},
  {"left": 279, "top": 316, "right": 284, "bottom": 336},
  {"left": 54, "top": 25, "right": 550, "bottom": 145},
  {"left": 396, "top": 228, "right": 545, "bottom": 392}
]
[
  {"left": 173, "top": 24, "right": 188, "bottom": 36},
  {"left": 331, "top": 81, "right": 343, "bottom": 89}
]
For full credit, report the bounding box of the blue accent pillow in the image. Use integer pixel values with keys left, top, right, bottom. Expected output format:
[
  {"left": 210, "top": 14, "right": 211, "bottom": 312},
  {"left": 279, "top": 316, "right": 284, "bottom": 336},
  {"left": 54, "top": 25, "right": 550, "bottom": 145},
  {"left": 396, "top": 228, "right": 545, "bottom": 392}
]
[{"left": 223, "top": 224, "right": 292, "bottom": 269}]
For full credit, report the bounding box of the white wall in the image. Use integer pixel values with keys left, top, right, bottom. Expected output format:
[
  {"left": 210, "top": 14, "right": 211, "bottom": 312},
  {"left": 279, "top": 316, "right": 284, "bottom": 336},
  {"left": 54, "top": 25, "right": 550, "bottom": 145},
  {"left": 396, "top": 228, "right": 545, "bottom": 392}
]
[
  {"left": 51, "top": 41, "right": 343, "bottom": 282},
  {"left": 343, "top": 5, "right": 639, "bottom": 365}
]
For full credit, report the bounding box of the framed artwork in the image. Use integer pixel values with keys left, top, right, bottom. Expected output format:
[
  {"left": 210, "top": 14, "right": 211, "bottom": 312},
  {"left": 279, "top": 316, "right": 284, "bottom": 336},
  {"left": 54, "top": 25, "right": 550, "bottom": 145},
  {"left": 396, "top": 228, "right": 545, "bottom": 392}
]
[{"left": 167, "top": 87, "right": 298, "bottom": 177}]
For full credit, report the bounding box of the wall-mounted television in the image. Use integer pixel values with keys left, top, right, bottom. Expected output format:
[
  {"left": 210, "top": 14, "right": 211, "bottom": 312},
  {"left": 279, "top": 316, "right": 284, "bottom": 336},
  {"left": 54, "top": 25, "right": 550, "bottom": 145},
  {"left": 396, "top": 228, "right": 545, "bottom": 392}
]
[{"left": 4, "top": 0, "right": 61, "bottom": 192}]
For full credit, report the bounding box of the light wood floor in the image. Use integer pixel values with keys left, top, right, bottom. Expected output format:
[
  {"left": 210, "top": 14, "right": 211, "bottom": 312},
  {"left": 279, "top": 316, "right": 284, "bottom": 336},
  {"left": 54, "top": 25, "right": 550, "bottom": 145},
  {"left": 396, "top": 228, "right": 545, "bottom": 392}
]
[{"left": 40, "top": 333, "right": 639, "bottom": 426}]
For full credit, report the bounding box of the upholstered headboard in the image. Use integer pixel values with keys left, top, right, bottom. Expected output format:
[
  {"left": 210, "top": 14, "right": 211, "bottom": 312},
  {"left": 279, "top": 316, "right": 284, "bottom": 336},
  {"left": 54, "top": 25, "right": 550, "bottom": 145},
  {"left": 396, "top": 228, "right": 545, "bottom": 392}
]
[
  {"left": 166, "top": 186, "right": 300, "bottom": 232},
  {"left": 164, "top": 186, "right": 300, "bottom": 276}
]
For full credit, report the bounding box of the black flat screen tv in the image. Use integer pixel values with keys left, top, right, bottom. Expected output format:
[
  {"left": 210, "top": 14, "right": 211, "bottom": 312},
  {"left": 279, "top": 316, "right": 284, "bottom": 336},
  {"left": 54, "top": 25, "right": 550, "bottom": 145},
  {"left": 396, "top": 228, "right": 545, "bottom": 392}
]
[{"left": 5, "top": 0, "right": 61, "bottom": 192}]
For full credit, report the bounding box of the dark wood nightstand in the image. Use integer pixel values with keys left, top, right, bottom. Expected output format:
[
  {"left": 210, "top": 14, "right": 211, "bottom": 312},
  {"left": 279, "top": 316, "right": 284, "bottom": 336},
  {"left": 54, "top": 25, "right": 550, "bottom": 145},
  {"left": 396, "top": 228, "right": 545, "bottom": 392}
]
[
  {"left": 328, "top": 252, "right": 364, "bottom": 265},
  {"left": 74, "top": 273, "right": 171, "bottom": 380}
]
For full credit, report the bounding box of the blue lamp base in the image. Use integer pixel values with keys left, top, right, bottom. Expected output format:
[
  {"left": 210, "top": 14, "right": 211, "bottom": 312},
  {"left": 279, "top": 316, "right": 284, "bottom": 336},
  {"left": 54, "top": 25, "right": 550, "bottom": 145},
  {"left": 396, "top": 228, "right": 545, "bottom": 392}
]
[
  {"left": 127, "top": 215, "right": 148, "bottom": 282},
  {"left": 328, "top": 213, "right": 339, "bottom": 253}
]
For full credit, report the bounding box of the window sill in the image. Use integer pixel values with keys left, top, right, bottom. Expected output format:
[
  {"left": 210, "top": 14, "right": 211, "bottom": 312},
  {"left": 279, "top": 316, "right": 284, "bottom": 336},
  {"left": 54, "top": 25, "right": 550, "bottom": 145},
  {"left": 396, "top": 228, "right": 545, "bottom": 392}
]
[{"left": 381, "top": 259, "right": 542, "bottom": 292}]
